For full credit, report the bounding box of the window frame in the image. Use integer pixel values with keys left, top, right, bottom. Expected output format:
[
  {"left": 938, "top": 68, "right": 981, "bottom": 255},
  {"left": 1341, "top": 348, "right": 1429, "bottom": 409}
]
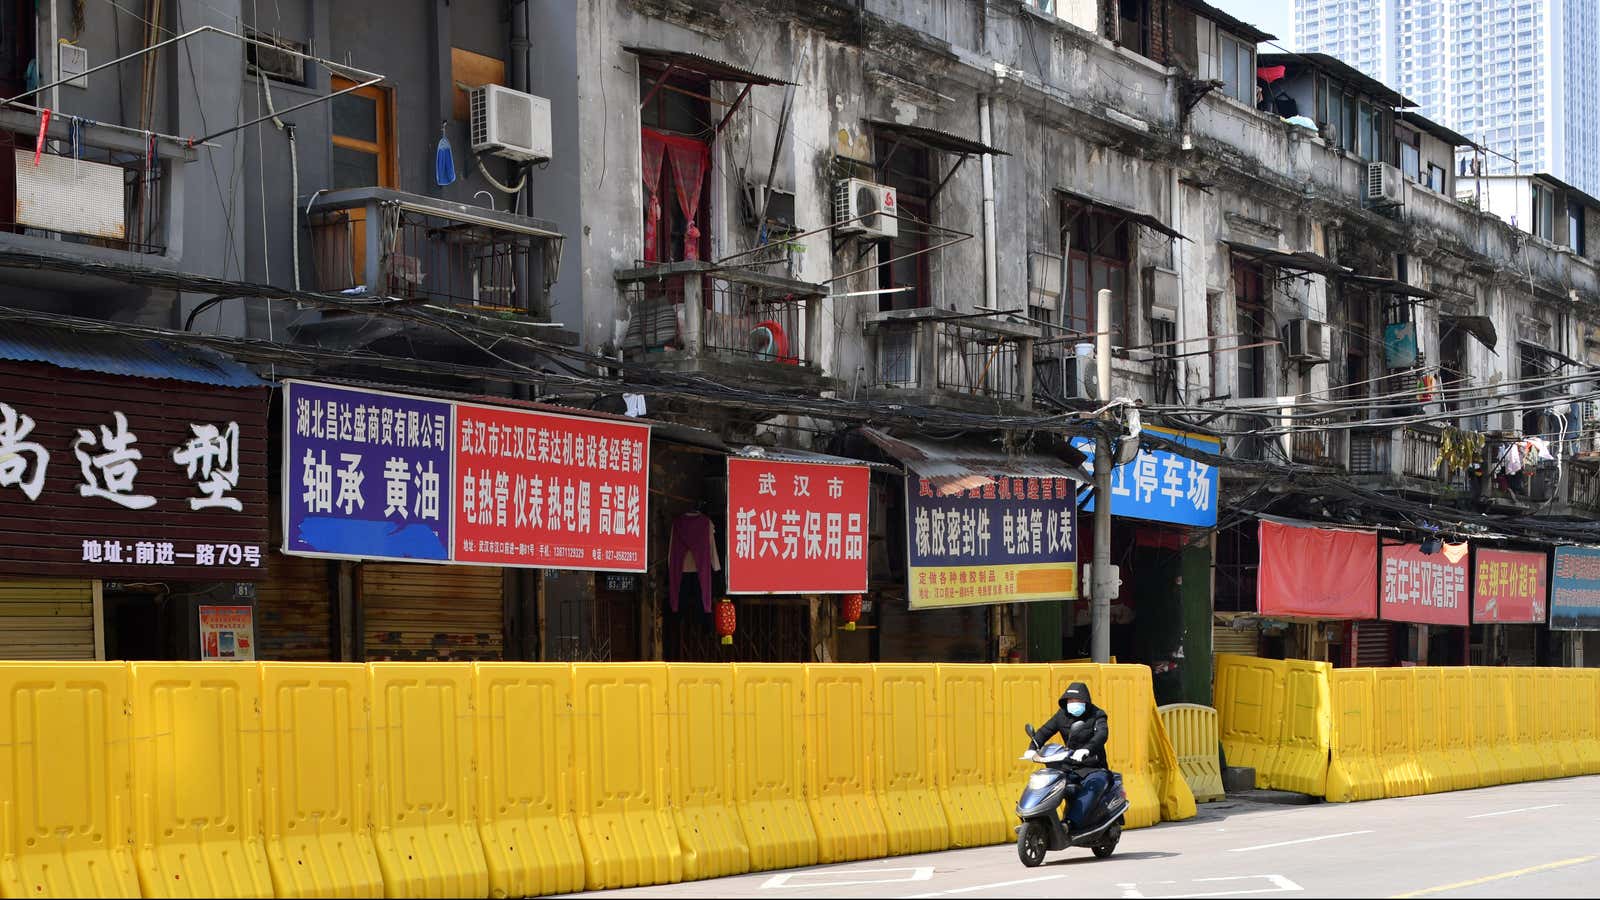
[
  {"left": 875, "top": 136, "right": 936, "bottom": 311},
  {"left": 330, "top": 75, "right": 399, "bottom": 189},
  {"left": 1061, "top": 201, "right": 1133, "bottom": 348},
  {"left": 1231, "top": 257, "right": 1268, "bottom": 399},
  {"left": 1220, "top": 32, "right": 1255, "bottom": 105}
]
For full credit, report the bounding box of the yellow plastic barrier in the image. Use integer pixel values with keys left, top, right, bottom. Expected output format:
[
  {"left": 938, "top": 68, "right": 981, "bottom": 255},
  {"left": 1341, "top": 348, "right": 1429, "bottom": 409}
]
[
  {"left": 729, "top": 665, "right": 818, "bottom": 872},
  {"left": 1214, "top": 654, "right": 1285, "bottom": 787},
  {"left": 1373, "top": 669, "right": 1425, "bottom": 798},
  {"left": 665, "top": 665, "right": 750, "bottom": 881},
  {"left": 933, "top": 665, "right": 1009, "bottom": 848},
  {"left": 571, "top": 663, "right": 681, "bottom": 889},
  {"left": 804, "top": 664, "right": 888, "bottom": 863},
  {"left": 1095, "top": 665, "right": 1160, "bottom": 828},
  {"left": 1469, "top": 667, "right": 1513, "bottom": 785},
  {"left": 472, "top": 663, "right": 586, "bottom": 899},
  {"left": 1411, "top": 668, "right": 1452, "bottom": 795},
  {"left": 871, "top": 665, "right": 950, "bottom": 855},
  {"left": 1326, "top": 669, "right": 1384, "bottom": 802},
  {"left": 1272, "top": 660, "right": 1331, "bottom": 796},
  {"left": 1570, "top": 670, "right": 1600, "bottom": 775},
  {"left": 991, "top": 664, "right": 1053, "bottom": 824},
  {"left": 1534, "top": 669, "right": 1579, "bottom": 778},
  {"left": 0, "top": 663, "right": 140, "bottom": 899},
  {"left": 367, "top": 663, "right": 489, "bottom": 899},
  {"left": 1148, "top": 705, "right": 1198, "bottom": 821},
  {"left": 129, "top": 662, "right": 273, "bottom": 898},
  {"left": 1506, "top": 668, "right": 1548, "bottom": 782},
  {"left": 258, "top": 664, "right": 383, "bottom": 898},
  {"left": 1434, "top": 668, "right": 1481, "bottom": 792},
  {"left": 1157, "top": 704, "right": 1225, "bottom": 802}
]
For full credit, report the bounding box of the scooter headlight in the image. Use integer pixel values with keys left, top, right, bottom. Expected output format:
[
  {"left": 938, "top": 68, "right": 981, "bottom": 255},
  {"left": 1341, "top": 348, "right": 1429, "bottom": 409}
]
[{"left": 1027, "top": 771, "right": 1056, "bottom": 790}]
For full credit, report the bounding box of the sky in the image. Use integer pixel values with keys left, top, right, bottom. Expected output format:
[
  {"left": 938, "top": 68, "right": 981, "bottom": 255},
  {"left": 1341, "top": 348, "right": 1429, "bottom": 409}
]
[{"left": 1208, "top": 0, "right": 1295, "bottom": 50}]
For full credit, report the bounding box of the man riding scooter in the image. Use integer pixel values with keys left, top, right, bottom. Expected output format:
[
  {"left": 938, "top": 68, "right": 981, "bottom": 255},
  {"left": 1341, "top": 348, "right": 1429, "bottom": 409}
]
[{"left": 1034, "top": 682, "right": 1110, "bottom": 822}]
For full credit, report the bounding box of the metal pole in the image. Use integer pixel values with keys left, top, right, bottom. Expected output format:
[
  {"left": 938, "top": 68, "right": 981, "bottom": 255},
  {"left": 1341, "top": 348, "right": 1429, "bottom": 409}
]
[{"left": 1091, "top": 287, "right": 1115, "bottom": 664}]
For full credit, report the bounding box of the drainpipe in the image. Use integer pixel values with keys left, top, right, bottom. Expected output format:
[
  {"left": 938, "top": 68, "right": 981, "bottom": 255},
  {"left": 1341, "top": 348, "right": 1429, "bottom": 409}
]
[
  {"left": 980, "top": 96, "right": 998, "bottom": 310},
  {"left": 1170, "top": 165, "right": 1185, "bottom": 400}
]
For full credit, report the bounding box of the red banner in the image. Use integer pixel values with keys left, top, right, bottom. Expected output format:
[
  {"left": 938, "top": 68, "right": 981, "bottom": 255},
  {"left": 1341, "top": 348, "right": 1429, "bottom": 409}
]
[
  {"left": 452, "top": 402, "right": 650, "bottom": 571},
  {"left": 726, "top": 457, "right": 869, "bottom": 594},
  {"left": 1257, "top": 520, "right": 1377, "bottom": 619},
  {"left": 1472, "top": 548, "right": 1548, "bottom": 623},
  {"left": 1380, "top": 542, "right": 1470, "bottom": 626}
]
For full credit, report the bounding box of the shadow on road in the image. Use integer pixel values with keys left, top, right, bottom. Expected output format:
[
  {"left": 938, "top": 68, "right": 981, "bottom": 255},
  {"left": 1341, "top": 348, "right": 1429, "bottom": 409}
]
[{"left": 1043, "top": 850, "right": 1181, "bottom": 866}]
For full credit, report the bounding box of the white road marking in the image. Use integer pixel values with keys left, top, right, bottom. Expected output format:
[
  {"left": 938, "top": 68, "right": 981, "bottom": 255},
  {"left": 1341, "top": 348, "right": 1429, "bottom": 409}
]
[
  {"left": 763, "top": 867, "right": 935, "bottom": 889},
  {"left": 1117, "top": 875, "right": 1302, "bottom": 899},
  {"left": 904, "top": 874, "right": 1065, "bottom": 897},
  {"left": 1465, "top": 803, "right": 1562, "bottom": 819},
  {"left": 1226, "top": 830, "right": 1375, "bottom": 852}
]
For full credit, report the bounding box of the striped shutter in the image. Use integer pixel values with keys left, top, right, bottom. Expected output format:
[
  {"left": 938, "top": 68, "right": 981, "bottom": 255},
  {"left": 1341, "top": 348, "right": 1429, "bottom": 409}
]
[
  {"left": 255, "top": 554, "right": 332, "bottom": 661},
  {"left": 1213, "top": 622, "right": 1260, "bottom": 657},
  {"left": 0, "top": 579, "right": 97, "bottom": 660},
  {"left": 361, "top": 563, "right": 505, "bottom": 661},
  {"left": 1354, "top": 621, "right": 1395, "bottom": 667}
]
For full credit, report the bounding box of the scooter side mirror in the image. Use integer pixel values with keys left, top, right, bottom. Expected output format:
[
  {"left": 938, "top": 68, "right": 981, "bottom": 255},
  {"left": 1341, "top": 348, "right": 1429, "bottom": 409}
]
[{"left": 1024, "top": 723, "right": 1035, "bottom": 737}]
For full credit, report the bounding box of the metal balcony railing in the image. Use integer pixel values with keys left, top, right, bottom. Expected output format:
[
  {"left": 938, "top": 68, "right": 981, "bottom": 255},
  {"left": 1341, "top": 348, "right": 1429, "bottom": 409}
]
[
  {"left": 865, "top": 309, "right": 1038, "bottom": 405},
  {"left": 308, "top": 187, "right": 563, "bottom": 315},
  {"left": 615, "top": 260, "right": 820, "bottom": 369},
  {"left": 1291, "top": 415, "right": 1346, "bottom": 468},
  {"left": 1568, "top": 459, "right": 1600, "bottom": 512},
  {"left": 0, "top": 138, "right": 174, "bottom": 255},
  {"left": 1349, "top": 424, "right": 1449, "bottom": 483}
]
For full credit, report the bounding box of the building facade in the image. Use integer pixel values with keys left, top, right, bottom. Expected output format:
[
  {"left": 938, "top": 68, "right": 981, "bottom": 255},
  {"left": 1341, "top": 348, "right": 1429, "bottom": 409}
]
[{"left": 1294, "top": 0, "right": 1600, "bottom": 193}]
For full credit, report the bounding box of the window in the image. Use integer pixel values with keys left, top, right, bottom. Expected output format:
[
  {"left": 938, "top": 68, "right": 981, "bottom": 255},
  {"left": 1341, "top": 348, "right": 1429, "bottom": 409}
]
[
  {"left": 1427, "top": 163, "right": 1447, "bottom": 192},
  {"left": 330, "top": 75, "right": 397, "bottom": 189},
  {"left": 1400, "top": 140, "right": 1421, "bottom": 182},
  {"left": 1342, "top": 287, "right": 1372, "bottom": 401},
  {"left": 1532, "top": 183, "right": 1556, "bottom": 241},
  {"left": 641, "top": 66, "right": 712, "bottom": 264},
  {"left": 1062, "top": 203, "right": 1131, "bottom": 348},
  {"left": 1570, "top": 203, "right": 1587, "bottom": 254},
  {"left": 1232, "top": 259, "right": 1267, "bottom": 398},
  {"left": 877, "top": 138, "right": 934, "bottom": 311},
  {"left": 1221, "top": 33, "right": 1255, "bottom": 104}
]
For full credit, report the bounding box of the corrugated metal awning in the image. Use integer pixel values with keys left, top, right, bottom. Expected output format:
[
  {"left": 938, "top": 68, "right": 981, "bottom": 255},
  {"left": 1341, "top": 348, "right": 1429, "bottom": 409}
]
[
  {"left": 732, "top": 444, "right": 900, "bottom": 474},
  {"left": 860, "top": 427, "right": 1089, "bottom": 494},
  {"left": 867, "top": 119, "right": 1008, "bottom": 157},
  {"left": 624, "top": 46, "right": 792, "bottom": 85},
  {"left": 1058, "top": 187, "right": 1187, "bottom": 241},
  {"left": 0, "top": 321, "right": 264, "bottom": 387},
  {"left": 1341, "top": 273, "right": 1440, "bottom": 299},
  {"left": 1225, "top": 240, "right": 1350, "bottom": 276}
]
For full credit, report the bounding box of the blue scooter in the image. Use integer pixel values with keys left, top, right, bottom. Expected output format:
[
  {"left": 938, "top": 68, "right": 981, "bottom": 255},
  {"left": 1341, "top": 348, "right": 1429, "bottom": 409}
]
[{"left": 1014, "top": 721, "right": 1129, "bottom": 866}]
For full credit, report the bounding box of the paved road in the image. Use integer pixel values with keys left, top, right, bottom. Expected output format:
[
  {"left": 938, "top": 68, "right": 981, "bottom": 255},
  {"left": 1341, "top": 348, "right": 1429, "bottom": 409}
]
[{"left": 572, "top": 775, "right": 1600, "bottom": 899}]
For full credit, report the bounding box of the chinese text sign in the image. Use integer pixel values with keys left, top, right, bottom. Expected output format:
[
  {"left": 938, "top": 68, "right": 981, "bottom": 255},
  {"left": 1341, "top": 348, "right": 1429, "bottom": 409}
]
[
  {"left": 199, "top": 605, "right": 255, "bottom": 660},
  {"left": 1472, "top": 548, "right": 1547, "bottom": 623},
  {"left": 283, "top": 380, "right": 453, "bottom": 562},
  {"left": 0, "top": 361, "right": 268, "bottom": 579},
  {"left": 906, "top": 475, "right": 1078, "bottom": 610},
  {"left": 1071, "top": 427, "right": 1218, "bottom": 527},
  {"left": 725, "top": 458, "right": 869, "bottom": 594},
  {"left": 453, "top": 402, "right": 650, "bottom": 571},
  {"left": 1380, "top": 542, "right": 1469, "bottom": 626},
  {"left": 1549, "top": 546, "right": 1600, "bottom": 630}
]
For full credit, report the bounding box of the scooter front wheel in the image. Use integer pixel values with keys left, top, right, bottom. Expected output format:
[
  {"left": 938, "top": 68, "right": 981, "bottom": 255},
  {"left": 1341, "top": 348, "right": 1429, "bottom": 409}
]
[{"left": 1017, "top": 821, "right": 1048, "bottom": 867}]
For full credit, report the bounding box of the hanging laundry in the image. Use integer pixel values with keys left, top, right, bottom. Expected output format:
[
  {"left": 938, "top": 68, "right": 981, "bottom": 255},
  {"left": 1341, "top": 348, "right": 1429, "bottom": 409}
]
[
  {"left": 434, "top": 123, "right": 457, "bottom": 187},
  {"left": 668, "top": 511, "right": 722, "bottom": 614},
  {"left": 33, "top": 108, "right": 50, "bottom": 166},
  {"left": 1499, "top": 441, "right": 1525, "bottom": 476},
  {"left": 1521, "top": 436, "right": 1553, "bottom": 464}
]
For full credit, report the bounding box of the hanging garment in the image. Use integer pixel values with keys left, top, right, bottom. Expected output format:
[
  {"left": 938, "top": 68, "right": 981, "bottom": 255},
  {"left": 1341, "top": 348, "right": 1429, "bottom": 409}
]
[
  {"left": 668, "top": 512, "right": 721, "bottom": 613},
  {"left": 1521, "top": 436, "right": 1553, "bottom": 464},
  {"left": 1499, "top": 441, "right": 1525, "bottom": 476},
  {"left": 434, "top": 124, "right": 457, "bottom": 187}
]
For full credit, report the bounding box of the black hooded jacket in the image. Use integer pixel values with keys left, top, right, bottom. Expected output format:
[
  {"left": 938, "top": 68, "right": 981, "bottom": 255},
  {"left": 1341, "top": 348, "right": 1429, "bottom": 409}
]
[{"left": 1032, "top": 681, "right": 1109, "bottom": 768}]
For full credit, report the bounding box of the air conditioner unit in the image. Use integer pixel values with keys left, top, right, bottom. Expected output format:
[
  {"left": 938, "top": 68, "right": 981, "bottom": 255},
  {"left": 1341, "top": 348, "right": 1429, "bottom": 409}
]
[
  {"left": 1062, "top": 345, "right": 1100, "bottom": 400},
  {"left": 469, "top": 84, "right": 553, "bottom": 163},
  {"left": 834, "top": 178, "right": 897, "bottom": 239},
  {"left": 1366, "top": 161, "right": 1404, "bottom": 207},
  {"left": 1282, "top": 318, "right": 1330, "bottom": 363}
]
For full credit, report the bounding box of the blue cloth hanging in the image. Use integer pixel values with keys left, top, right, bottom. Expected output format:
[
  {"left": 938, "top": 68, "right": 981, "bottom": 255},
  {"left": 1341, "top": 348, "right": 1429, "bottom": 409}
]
[{"left": 434, "top": 123, "right": 457, "bottom": 187}]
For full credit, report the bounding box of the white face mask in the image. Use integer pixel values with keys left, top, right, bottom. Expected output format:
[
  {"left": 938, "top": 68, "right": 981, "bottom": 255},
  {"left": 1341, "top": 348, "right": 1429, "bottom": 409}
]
[{"left": 1066, "top": 701, "right": 1086, "bottom": 716}]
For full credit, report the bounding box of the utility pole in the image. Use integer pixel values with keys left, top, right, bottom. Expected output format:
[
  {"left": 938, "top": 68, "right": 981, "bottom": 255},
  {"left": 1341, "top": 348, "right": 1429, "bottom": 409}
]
[{"left": 1091, "top": 288, "right": 1115, "bottom": 664}]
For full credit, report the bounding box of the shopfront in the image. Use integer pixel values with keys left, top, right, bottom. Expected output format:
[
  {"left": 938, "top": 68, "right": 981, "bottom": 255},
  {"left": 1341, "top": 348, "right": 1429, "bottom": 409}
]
[
  {"left": 1378, "top": 537, "right": 1471, "bottom": 666},
  {"left": 0, "top": 340, "right": 269, "bottom": 661},
  {"left": 1256, "top": 517, "right": 1379, "bottom": 665},
  {"left": 280, "top": 380, "right": 650, "bottom": 661},
  {"left": 1471, "top": 546, "right": 1548, "bottom": 666}
]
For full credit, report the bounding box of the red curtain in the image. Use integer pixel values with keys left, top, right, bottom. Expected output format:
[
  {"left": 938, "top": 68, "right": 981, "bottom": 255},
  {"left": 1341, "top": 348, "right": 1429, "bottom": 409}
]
[
  {"left": 640, "top": 131, "right": 666, "bottom": 263},
  {"left": 1257, "top": 519, "right": 1378, "bottom": 619},
  {"left": 641, "top": 128, "right": 709, "bottom": 262}
]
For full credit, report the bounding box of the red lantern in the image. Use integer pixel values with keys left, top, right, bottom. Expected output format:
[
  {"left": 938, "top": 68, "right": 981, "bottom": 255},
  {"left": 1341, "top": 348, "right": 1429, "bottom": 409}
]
[
  {"left": 841, "top": 593, "right": 863, "bottom": 631},
  {"left": 715, "top": 598, "right": 736, "bottom": 646}
]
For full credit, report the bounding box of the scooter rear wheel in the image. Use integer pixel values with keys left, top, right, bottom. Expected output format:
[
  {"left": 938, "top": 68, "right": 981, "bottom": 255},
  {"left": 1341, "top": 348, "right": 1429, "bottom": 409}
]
[
  {"left": 1092, "top": 822, "right": 1122, "bottom": 859},
  {"left": 1017, "top": 821, "right": 1048, "bottom": 868}
]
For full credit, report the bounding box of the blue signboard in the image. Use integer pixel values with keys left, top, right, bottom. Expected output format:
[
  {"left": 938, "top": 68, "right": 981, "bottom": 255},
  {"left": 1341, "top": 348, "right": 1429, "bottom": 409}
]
[
  {"left": 906, "top": 474, "right": 1077, "bottom": 609},
  {"left": 1070, "top": 427, "right": 1220, "bottom": 528},
  {"left": 1551, "top": 546, "right": 1600, "bottom": 631},
  {"left": 282, "top": 380, "right": 454, "bottom": 562}
]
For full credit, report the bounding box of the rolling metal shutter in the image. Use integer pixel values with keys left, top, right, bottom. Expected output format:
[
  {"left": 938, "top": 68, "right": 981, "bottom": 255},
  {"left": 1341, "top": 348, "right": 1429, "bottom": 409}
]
[
  {"left": 361, "top": 563, "right": 504, "bottom": 661},
  {"left": 876, "top": 595, "right": 989, "bottom": 663},
  {"left": 1213, "top": 622, "right": 1260, "bottom": 657},
  {"left": 255, "top": 554, "right": 332, "bottom": 661},
  {"left": 1354, "top": 621, "right": 1395, "bottom": 667},
  {"left": 0, "top": 579, "right": 97, "bottom": 660}
]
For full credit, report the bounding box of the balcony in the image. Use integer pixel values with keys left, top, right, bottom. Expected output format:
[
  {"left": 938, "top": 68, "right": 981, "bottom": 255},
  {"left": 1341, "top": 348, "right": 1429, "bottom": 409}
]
[
  {"left": 1349, "top": 424, "right": 1460, "bottom": 494},
  {"left": 1567, "top": 457, "right": 1600, "bottom": 513},
  {"left": 863, "top": 308, "right": 1038, "bottom": 410},
  {"left": 615, "top": 260, "right": 832, "bottom": 391},
  {"left": 307, "top": 187, "right": 563, "bottom": 316},
  {"left": 1291, "top": 413, "right": 1347, "bottom": 468}
]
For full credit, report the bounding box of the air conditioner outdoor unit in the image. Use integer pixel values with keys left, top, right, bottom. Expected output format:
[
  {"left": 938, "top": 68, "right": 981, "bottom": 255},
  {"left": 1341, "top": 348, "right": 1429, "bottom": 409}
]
[
  {"left": 1366, "top": 161, "right": 1404, "bottom": 207},
  {"left": 469, "top": 84, "right": 553, "bottom": 163},
  {"left": 834, "top": 178, "right": 897, "bottom": 239},
  {"left": 1062, "top": 345, "right": 1099, "bottom": 400},
  {"left": 1282, "top": 318, "right": 1330, "bottom": 363}
]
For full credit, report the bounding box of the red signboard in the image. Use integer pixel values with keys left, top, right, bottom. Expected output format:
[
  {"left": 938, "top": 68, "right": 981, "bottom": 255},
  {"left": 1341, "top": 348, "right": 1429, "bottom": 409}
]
[
  {"left": 726, "top": 457, "right": 869, "bottom": 594},
  {"left": 1472, "top": 548, "right": 1548, "bottom": 623},
  {"left": 1257, "top": 520, "right": 1378, "bottom": 619},
  {"left": 451, "top": 402, "right": 650, "bottom": 571},
  {"left": 1380, "top": 542, "right": 1470, "bottom": 626}
]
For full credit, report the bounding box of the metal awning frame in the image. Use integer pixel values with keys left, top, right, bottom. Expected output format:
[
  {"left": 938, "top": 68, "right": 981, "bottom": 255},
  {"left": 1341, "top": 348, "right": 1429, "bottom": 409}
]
[
  {"left": 1225, "top": 240, "right": 1351, "bottom": 277},
  {"left": 1057, "top": 188, "right": 1188, "bottom": 245}
]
